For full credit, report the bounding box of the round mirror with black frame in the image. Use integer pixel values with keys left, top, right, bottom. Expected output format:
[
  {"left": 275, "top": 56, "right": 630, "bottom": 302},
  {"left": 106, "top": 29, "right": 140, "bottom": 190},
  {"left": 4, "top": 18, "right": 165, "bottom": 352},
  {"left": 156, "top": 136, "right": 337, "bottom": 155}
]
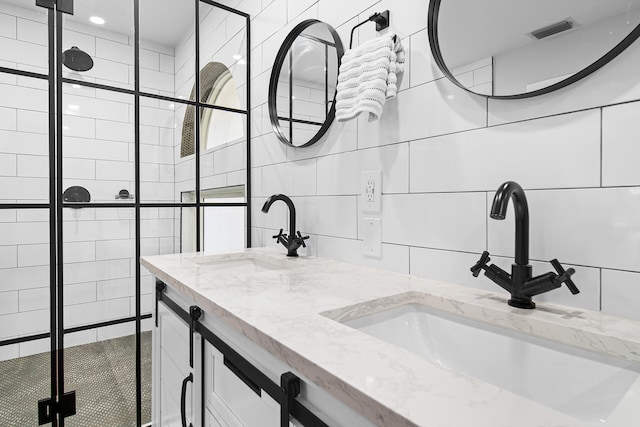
[
  {"left": 427, "top": 0, "right": 640, "bottom": 99},
  {"left": 268, "top": 19, "right": 344, "bottom": 148}
]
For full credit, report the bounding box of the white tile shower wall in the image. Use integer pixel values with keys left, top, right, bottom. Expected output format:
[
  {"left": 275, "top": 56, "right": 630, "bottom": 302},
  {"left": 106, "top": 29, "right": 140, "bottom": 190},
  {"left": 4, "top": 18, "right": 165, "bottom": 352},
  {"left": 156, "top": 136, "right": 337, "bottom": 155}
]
[
  {"left": 0, "top": 3, "right": 177, "bottom": 357},
  {"left": 247, "top": 0, "right": 640, "bottom": 320}
]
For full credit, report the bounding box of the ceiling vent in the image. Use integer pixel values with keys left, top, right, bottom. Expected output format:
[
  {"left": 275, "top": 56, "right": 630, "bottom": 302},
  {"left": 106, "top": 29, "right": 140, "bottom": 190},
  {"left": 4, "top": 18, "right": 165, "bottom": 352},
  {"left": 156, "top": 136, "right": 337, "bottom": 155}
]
[{"left": 530, "top": 19, "right": 574, "bottom": 40}]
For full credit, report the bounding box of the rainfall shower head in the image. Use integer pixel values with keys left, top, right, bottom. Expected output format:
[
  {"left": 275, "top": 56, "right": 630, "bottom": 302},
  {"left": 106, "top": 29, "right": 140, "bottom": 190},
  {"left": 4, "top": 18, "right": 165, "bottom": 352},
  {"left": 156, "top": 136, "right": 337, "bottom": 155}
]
[{"left": 62, "top": 46, "right": 94, "bottom": 72}]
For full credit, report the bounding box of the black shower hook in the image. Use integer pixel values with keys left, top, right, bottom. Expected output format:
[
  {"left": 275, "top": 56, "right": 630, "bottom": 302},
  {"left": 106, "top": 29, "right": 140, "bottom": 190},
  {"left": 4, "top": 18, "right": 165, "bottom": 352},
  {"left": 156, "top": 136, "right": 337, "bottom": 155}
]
[{"left": 349, "top": 10, "right": 390, "bottom": 49}]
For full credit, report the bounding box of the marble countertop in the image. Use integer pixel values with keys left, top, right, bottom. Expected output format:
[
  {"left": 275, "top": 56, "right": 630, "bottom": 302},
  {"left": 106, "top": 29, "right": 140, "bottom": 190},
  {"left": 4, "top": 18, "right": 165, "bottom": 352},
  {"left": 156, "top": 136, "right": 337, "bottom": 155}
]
[{"left": 141, "top": 248, "right": 640, "bottom": 427}]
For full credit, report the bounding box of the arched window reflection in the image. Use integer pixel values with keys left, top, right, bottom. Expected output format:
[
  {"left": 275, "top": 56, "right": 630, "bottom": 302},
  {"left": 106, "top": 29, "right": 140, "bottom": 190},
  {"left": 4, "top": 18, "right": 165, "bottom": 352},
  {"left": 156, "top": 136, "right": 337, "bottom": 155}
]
[{"left": 180, "top": 62, "right": 243, "bottom": 157}]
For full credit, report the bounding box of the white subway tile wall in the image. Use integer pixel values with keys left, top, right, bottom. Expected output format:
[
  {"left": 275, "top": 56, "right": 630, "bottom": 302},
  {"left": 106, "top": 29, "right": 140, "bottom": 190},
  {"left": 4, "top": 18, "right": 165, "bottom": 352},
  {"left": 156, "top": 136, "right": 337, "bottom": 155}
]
[
  {"left": 3, "top": 0, "right": 640, "bottom": 359},
  {"left": 246, "top": 0, "right": 640, "bottom": 321},
  {"left": 0, "top": 0, "right": 183, "bottom": 358}
]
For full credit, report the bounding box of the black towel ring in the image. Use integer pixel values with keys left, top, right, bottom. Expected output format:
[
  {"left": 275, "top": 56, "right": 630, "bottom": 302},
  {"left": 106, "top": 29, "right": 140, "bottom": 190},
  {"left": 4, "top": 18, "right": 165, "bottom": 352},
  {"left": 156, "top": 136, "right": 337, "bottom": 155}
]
[{"left": 349, "top": 10, "right": 391, "bottom": 49}]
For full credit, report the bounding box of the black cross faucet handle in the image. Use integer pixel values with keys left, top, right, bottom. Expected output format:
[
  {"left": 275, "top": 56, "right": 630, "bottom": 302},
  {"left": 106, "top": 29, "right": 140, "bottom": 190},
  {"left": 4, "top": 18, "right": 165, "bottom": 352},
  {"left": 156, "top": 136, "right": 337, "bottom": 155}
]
[
  {"left": 295, "top": 231, "right": 310, "bottom": 248},
  {"left": 470, "top": 251, "right": 491, "bottom": 277},
  {"left": 272, "top": 228, "right": 285, "bottom": 239},
  {"left": 272, "top": 229, "right": 289, "bottom": 246},
  {"left": 551, "top": 259, "right": 580, "bottom": 294}
]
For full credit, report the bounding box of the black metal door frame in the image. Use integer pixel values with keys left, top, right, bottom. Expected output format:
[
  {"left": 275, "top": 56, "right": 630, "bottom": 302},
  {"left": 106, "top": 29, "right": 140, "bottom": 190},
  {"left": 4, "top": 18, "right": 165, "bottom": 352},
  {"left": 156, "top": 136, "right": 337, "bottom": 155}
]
[{"left": 0, "top": 0, "right": 252, "bottom": 425}]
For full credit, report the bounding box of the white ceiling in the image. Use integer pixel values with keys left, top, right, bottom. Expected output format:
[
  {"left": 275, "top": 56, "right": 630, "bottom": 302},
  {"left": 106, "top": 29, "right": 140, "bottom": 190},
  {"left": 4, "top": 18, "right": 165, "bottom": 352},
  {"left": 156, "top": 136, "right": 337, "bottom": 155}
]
[
  {"left": 439, "top": 0, "right": 640, "bottom": 68},
  {"left": 4, "top": 0, "right": 197, "bottom": 47}
]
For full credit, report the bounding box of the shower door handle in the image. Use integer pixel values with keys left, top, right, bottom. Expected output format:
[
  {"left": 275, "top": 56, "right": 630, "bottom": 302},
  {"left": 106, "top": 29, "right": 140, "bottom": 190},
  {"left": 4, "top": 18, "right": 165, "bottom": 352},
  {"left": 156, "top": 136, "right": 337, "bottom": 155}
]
[{"left": 180, "top": 372, "right": 193, "bottom": 427}]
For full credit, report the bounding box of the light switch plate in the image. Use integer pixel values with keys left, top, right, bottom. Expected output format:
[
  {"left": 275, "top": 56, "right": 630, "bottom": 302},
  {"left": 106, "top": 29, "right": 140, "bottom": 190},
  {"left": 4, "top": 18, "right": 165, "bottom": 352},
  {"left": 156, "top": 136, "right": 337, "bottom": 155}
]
[
  {"left": 363, "top": 217, "right": 382, "bottom": 258},
  {"left": 361, "top": 170, "right": 382, "bottom": 213}
]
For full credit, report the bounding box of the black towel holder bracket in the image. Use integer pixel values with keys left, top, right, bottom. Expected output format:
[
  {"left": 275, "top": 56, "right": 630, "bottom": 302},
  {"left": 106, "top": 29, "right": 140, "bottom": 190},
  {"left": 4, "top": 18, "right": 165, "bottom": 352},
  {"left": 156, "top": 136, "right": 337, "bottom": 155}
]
[{"left": 349, "top": 10, "right": 391, "bottom": 49}]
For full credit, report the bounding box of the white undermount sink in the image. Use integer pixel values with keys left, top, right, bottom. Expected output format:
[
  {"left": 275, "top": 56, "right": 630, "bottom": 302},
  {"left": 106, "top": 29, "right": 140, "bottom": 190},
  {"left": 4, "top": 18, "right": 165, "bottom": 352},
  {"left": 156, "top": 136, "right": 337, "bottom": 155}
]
[
  {"left": 186, "top": 254, "right": 286, "bottom": 274},
  {"left": 341, "top": 303, "right": 640, "bottom": 425}
]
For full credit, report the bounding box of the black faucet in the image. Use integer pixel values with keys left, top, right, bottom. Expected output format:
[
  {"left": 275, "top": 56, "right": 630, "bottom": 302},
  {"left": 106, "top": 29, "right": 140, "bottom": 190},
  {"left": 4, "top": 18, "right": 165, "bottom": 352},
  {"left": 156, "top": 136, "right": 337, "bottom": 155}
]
[
  {"left": 470, "top": 181, "right": 580, "bottom": 309},
  {"left": 261, "top": 194, "right": 309, "bottom": 257}
]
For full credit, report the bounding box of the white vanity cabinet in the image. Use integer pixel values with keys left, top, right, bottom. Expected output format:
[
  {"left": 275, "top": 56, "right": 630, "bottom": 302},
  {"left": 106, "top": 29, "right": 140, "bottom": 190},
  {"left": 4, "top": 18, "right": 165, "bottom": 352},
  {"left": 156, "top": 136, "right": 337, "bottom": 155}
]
[
  {"left": 203, "top": 341, "right": 281, "bottom": 427},
  {"left": 152, "top": 285, "right": 285, "bottom": 427},
  {"left": 143, "top": 249, "right": 640, "bottom": 427},
  {"left": 152, "top": 281, "right": 376, "bottom": 427},
  {"left": 153, "top": 298, "right": 202, "bottom": 427}
]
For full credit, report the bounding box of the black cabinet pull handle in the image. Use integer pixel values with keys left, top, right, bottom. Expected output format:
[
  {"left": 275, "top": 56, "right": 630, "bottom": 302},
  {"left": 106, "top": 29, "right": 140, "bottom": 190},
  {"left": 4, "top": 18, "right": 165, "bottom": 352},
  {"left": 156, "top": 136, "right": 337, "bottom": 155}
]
[
  {"left": 180, "top": 372, "right": 193, "bottom": 427},
  {"left": 224, "top": 356, "right": 261, "bottom": 396}
]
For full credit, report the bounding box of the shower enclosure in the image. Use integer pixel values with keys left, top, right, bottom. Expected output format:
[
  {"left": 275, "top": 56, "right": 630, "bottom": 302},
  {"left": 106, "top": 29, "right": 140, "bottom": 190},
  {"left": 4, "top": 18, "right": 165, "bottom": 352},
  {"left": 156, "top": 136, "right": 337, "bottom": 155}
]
[{"left": 0, "top": 0, "right": 250, "bottom": 425}]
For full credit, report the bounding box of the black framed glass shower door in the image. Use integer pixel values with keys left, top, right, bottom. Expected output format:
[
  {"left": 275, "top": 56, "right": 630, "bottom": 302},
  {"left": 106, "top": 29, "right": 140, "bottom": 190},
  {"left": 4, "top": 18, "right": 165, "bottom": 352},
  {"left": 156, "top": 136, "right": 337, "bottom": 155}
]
[
  {"left": 0, "top": 0, "right": 56, "bottom": 425},
  {"left": 0, "top": 0, "right": 251, "bottom": 425}
]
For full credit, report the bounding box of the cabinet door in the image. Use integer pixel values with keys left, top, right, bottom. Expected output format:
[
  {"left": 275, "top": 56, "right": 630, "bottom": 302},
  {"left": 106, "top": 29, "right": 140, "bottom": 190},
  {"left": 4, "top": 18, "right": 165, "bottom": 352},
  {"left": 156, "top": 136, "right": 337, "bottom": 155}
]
[
  {"left": 205, "top": 407, "right": 225, "bottom": 427},
  {"left": 153, "top": 302, "right": 200, "bottom": 427},
  {"left": 204, "top": 341, "right": 281, "bottom": 427}
]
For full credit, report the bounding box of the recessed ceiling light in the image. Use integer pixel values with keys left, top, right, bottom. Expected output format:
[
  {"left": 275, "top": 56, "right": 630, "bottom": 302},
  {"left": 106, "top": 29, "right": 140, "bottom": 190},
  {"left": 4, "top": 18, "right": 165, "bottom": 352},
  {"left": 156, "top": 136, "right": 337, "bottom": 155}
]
[{"left": 89, "top": 16, "right": 105, "bottom": 25}]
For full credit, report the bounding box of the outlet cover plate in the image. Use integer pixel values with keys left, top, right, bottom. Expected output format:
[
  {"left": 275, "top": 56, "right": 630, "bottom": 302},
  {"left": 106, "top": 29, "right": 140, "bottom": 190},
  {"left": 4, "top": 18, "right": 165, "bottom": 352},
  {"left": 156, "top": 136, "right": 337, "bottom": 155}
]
[
  {"left": 363, "top": 217, "right": 382, "bottom": 258},
  {"left": 361, "top": 170, "right": 382, "bottom": 213}
]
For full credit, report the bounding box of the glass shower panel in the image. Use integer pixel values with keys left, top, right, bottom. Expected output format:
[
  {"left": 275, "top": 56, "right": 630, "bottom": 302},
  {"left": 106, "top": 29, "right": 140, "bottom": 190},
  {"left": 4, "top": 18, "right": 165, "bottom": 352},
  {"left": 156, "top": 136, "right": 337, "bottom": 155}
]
[
  {"left": 199, "top": 2, "right": 247, "bottom": 110},
  {"left": 0, "top": 73, "right": 49, "bottom": 204},
  {"left": 61, "top": 0, "right": 134, "bottom": 91},
  {"left": 62, "top": 207, "right": 135, "bottom": 330},
  {"left": 62, "top": 84, "right": 134, "bottom": 204},
  {"left": 0, "top": 208, "right": 51, "bottom": 426},
  {"left": 139, "top": 0, "right": 194, "bottom": 98},
  {"left": 0, "top": 0, "right": 49, "bottom": 73},
  {"left": 199, "top": 106, "right": 247, "bottom": 201},
  {"left": 141, "top": 96, "right": 194, "bottom": 203},
  {"left": 177, "top": 204, "right": 197, "bottom": 253},
  {"left": 202, "top": 205, "right": 246, "bottom": 253},
  {"left": 64, "top": 321, "right": 137, "bottom": 426},
  {"left": 62, "top": 207, "right": 136, "bottom": 425},
  {"left": 139, "top": 204, "right": 180, "bottom": 422},
  {"left": 140, "top": 206, "right": 181, "bottom": 312},
  {"left": 139, "top": 318, "right": 153, "bottom": 427}
]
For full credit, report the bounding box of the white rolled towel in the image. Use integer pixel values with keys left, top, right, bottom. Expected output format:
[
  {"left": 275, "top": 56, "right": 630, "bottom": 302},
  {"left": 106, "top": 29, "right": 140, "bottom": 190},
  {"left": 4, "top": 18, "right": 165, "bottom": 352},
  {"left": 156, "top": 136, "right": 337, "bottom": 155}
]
[
  {"left": 386, "top": 37, "right": 405, "bottom": 100},
  {"left": 336, "top": 33, "right": 405, "bottom": 122}
]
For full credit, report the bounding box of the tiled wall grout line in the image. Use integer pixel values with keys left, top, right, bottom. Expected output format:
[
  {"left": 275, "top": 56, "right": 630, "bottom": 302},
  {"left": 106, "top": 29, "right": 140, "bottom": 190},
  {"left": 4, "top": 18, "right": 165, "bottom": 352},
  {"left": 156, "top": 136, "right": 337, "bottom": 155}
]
[
  {"left": 599, "top": 107, "right": 603, "bottom": 188},
  {"left": 485, "top": 192, "right": 488, "bottom": 252},
  {"left": 251, "top": 0, "right": 636, "bottom": 310},
  {"left": 599, "top": 268, "right": 603, "bottom": 311},
  {"left": 4, "top": 0, "right": 640, "bottom": 352}
]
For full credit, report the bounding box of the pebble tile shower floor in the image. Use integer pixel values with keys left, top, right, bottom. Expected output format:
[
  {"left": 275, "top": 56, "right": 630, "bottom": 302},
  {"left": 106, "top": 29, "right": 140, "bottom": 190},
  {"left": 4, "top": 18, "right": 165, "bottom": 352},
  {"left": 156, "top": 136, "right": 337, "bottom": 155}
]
[{"left": 0, "top": 332, "right": 151, "bottom": 426}]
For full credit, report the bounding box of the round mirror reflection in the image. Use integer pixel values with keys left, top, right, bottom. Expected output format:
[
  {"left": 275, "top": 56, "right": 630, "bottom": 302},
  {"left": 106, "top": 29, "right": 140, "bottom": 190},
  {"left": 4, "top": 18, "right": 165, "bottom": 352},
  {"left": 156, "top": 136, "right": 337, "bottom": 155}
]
[
  {"left": 428, "top": 0, "right": 640, "bottom": 98},
  {"left": 268, "top": 20, "right": 344, "bottom": 147}
]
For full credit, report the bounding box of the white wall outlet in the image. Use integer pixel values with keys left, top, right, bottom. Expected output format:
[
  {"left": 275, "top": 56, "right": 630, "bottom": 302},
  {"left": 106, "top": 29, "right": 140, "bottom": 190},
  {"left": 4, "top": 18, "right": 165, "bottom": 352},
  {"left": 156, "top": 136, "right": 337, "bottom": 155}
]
[
  {"left": 363, "top": 217, "right": 382, "bottom": 258},
  {"left": 361, "top": 170, "right": 382, "bottom": 213}
]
